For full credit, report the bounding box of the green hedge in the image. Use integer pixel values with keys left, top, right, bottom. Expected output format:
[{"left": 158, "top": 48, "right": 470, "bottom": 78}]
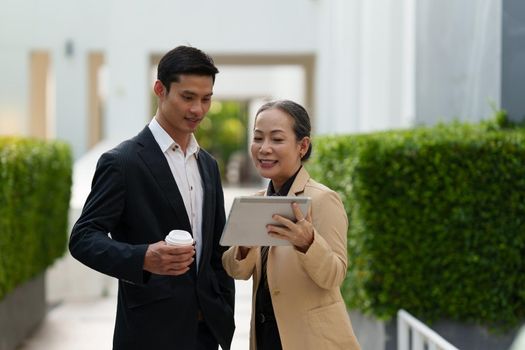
[
  {"left": 307, "top": 119, "right": 525, "bottom": 329},
  {"left": 0, "top": 137, "right": 72, "bottom": 301}
]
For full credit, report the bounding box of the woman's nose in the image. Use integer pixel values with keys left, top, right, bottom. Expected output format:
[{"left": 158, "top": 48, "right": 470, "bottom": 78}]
[{"left": 259, "top": 140, "right": 271, "bottom": 153}]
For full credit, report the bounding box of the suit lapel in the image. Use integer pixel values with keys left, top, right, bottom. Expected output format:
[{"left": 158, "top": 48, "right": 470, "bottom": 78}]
[
  {"left": 288, "top": 166, "right": 310, "bottom": 196},
  {"left": 135, "top": 126, "right": 192, "bottom": 232},
  {"left": 196, "top": 152, "right": 213, "bottom": 269}
]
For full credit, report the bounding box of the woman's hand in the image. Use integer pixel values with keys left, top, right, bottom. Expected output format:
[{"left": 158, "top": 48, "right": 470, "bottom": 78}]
[
  {"left": 266, "top": 202, "right": 314, "bottom": 253},
  {"left": 237, "top": 246, "right": 252, "bottom": 260}
]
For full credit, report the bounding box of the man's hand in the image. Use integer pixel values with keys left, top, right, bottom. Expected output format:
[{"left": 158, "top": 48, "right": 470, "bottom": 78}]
[{"left": 143, "top": 241, "right": 195, "bottom": 275}]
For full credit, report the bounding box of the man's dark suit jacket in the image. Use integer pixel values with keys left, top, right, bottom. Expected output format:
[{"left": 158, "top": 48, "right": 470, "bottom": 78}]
[{"left": 69, "top": 126, "right": 235, "bottom": 350}]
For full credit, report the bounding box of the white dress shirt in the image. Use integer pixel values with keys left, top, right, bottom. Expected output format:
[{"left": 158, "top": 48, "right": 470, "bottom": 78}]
[{"left": 148, "top": 117, "right": 204, "bottom": 267}]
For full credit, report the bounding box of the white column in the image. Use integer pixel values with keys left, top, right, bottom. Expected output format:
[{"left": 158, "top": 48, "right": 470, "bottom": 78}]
[
  {"left": 105, "top": 0, "right": 151, "bottom": 142},
  {"left": 360, "top": 0, "right": 415, "bottom": 132},
  {"left": 0, "top": 0, "right": 32, "bottom": 135},
  {"left": 0, "top": 50, "right": 28, "bottom": 135},
  {"left": 501, "top": 0, "right": 523, "bottom": 122},
  {"left": 316, "top": 0, "right": 362, "bottom": 135},
  {"left": 400, "top": 0, "right": 417, "bottom": 129},
  {"left": 54, "top": 42, "right": 88, "bottom": 159},
  {"left": 105, "top": 48, "right": 150, "bottom": 142}
]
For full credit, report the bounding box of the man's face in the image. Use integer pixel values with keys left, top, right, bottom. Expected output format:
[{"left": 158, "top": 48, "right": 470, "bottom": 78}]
[{"left": 155, "top": 74, "right": 214, "bottom": 144}]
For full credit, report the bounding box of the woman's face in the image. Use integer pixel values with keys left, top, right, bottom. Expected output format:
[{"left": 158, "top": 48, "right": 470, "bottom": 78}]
[{"left": 250, "top": 108, "right": 310, "bottom": 190}]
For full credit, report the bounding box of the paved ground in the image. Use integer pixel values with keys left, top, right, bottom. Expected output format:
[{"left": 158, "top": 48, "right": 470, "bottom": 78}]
[
  {"left": 17, "top": 186, "right": 260, "bottom": 350},
  {"left": 18, "top": 281, "right": 252, "bottom": 350}
]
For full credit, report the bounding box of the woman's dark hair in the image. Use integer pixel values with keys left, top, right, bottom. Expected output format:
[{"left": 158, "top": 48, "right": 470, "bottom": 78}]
[
  {"left": 157, "top": 46, "right": 219, "bottom": 92},
  {"left": 256, "top": 100, "right": 312, "bottom": 161}
]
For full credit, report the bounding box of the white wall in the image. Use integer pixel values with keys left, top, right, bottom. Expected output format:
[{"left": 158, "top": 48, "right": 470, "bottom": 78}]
[
  {"left": 316, "top": 0, "right": 417, "bottom": 135},
  {"left": 0, "top": 0, "right": 110, "bottom": 156},
  {"left": 101, "top": 0, "right": 319, "bottom": 149},
  {"left": 0, "top": 0, "right": 505, "bottom": 158},
  {"left": 415, "top": 0, "right": 501, "bottom": 125},
  {"left": 0, "top": 0, "right": 318, "bottom": 158},
  {"left": 316, "top": 0, "right": 501, "bottom": 134},
  {"left": 214, "top": 66, "right": 305, "bottom": 103}
]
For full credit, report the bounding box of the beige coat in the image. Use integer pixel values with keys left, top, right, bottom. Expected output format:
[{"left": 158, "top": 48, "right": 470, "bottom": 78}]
[{"left": 222, "top": 167, "right": 361, "bottom": 350}]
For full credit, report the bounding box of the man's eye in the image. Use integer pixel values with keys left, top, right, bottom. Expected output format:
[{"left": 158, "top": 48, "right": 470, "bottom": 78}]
[
  {"left": 273, "top": 139, "right": 284, "bottom": 142},
  {"left": 253, "top": 137, "right": 262, "bottom": 142},
  {"left": 182, "top": 95, "right": 192, "bottom": 101}
]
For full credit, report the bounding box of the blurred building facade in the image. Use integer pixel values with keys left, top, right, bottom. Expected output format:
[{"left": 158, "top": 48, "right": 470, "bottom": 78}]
[{"left": 0, "top": 0, "right": 511, "bottom": 160}]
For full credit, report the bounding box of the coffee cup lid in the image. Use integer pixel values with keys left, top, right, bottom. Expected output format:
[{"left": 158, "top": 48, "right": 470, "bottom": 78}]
[{"left": 165, "top": 230, "right": 193, "bottom": 246}]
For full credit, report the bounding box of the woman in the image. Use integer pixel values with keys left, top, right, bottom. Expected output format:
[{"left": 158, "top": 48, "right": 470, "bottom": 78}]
[{"left": 222, "top": 100, "right": 361, "bottom": 349}]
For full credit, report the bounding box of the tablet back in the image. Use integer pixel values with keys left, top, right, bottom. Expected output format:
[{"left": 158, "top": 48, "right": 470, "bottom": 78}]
[{"left": 220, "top": 196, "right": 311, "bottom": 246}]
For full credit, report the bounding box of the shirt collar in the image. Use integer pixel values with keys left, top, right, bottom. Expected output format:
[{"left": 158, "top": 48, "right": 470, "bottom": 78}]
[
  {"left": 267, "top": 165, "right": 302, "bottom": 196},
  {"left": 148, "top": 117, "right": 200, "bottom": 157}
]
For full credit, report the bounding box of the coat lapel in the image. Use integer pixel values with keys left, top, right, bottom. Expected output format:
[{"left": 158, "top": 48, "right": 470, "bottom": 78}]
[
  {"left": 288, "top": 166, "right": 310, "bottom": 197},
  {"left": 196, "top": 153, "right": 213, "bottom": 257},
  {"left": 134, "top": 126, "right": 192, "bottom": 232}
]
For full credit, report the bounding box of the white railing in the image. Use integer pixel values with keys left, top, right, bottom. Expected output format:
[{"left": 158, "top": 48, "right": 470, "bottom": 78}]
[{"left": 397, "top": 309, "right": 460, "bottom": 350}]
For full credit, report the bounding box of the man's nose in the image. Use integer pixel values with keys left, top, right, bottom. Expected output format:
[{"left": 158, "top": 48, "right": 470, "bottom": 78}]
[{"left": 190, "top": 101, "right": 204, "bottom": 116}]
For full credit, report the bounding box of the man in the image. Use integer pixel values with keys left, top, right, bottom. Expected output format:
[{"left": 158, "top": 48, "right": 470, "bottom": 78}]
[{"left": 69, "top": 46, "right": 235, "bottom": 350}]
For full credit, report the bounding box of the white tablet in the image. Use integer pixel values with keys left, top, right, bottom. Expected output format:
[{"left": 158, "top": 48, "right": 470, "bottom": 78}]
[{"left": 220, "top": 196, "right": 311, "bottom": 246}]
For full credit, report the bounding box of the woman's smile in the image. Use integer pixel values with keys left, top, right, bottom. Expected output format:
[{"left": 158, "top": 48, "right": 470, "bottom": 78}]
[{"left": 258, "top": 159, "right": 278, "bottom": 168}]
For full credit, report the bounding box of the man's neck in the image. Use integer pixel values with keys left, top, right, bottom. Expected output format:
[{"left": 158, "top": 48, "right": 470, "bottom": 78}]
[{"left": 155, "top": 116, "right": 190, "bottom": 154}]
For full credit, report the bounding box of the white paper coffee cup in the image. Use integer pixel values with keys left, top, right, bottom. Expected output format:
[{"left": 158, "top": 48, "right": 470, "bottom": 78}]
[{"left": 165, "top": 230, "right": 193, "bottom": 246}]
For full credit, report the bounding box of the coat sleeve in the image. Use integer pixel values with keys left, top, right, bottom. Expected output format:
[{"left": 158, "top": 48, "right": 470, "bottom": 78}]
[
  {"left": 68, "top": 151, "right": 148, "bottom": 284},
  {"left": 222, "top": 246, "right": 258, "bottom": 280},
  {"left": 296, "top": 188, "right": 348, "bottom": 289}
]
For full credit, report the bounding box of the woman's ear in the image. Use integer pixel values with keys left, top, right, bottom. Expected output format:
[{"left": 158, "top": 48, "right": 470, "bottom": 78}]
[{"left": 300, "top": 136, "right": 310, "bottom": 155}]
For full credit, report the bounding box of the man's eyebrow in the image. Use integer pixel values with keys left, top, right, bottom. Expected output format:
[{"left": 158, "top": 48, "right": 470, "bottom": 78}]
[{"left": 180, "top": 90, "right": 213, "bottom": 97}]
